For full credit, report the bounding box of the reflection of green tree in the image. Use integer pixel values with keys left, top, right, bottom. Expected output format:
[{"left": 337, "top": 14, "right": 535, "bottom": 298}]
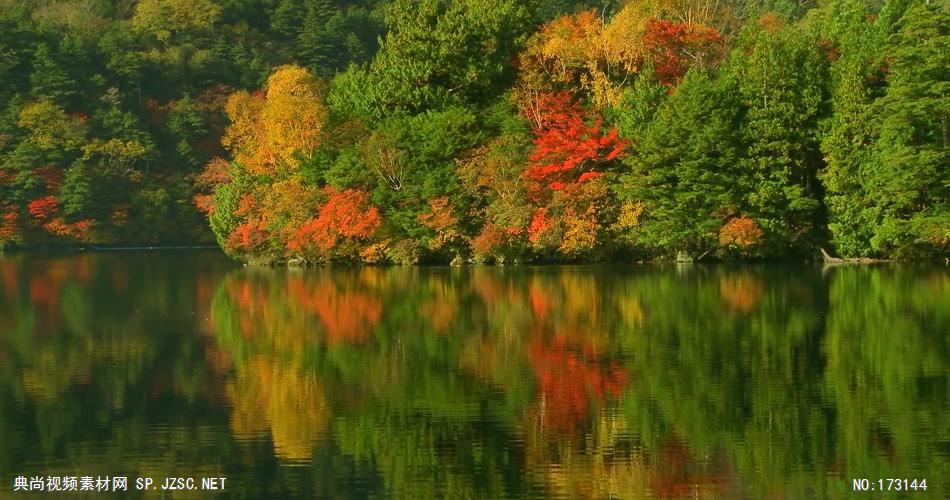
[
  {"left": 207, "top": 264, "right": 949, "bottom": 498},
  {"left": 823, "top": 266, "right": 949, "bottom": 497},
  {"left": 0, "top": 252, "right": 256, "bottom": 497},
  {"left": 4, "top": 256, "right": 946, "bottom": 499},
  {"left": 611, "top": 265, "right": 837, "bottom": 498}
]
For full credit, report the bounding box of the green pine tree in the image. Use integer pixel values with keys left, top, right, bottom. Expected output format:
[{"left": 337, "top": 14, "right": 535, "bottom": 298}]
[
  {"left": 296, "top": 0, "right": 340, "bottom": 77},
  {"left": 618, "top": 70, "right": 745, "bottom": 259},
  {"left": 816, "top": 0, "right": 886, "bottom": 257},
  {"left": 867, "top": 1, "right": 949, "bottom": 256},
  {"left": 729, "top": 19, "right": 828, "bottom": 252},
  {"left": 29, "top": 43, "right": 77, "bottom": 105}
]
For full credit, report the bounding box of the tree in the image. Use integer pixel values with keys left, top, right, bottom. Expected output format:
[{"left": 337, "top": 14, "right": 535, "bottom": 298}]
[
  {"left": 815, "top": 0, "right": 887, "bottom": 257},
  {"left": 418, "top": 196, "right": 465, "bottom": 254},
  {"left": 358, "top": 106, "right": 481, "bottom": 242},
  {"left": 728, "top": 16, "right": 828, "bottom": 251},
  {"left": 221, "top": 65, "right": 327, "bottom": 174},
  {"left": 327, "top": 0, "right": 530, "bottom": 118},
  {"left": 166, "top": 94, "right": 210, "bottom": 169},
  {"left": 524, "top": 91, "right": 625, "bottom": 198},
  {"left": 865, "top": 1, "right": 949, "bottom": 256},
  {"left": 642, "top": 18, "right": 722, "bottom": 86},
  {"left": 132, "top": 0, "right": 222, "bottom": 44},
  {"left": 618, "top": 70, "right": 744, "bottom": 258},
  {"left": 289, "top": 187, "right": 382, "bottom": 261},
  {"left": 17, "top": 100, "right": 87, "bottom": 158},
  {"left": 296, "top": 0, "right": 340, "bottom": 77},
  {"left": 29, "top": 43, "right": 77, "bottom": 105},
  {"left": 515, "top": 2, "right": 723, "bottom": 108}
]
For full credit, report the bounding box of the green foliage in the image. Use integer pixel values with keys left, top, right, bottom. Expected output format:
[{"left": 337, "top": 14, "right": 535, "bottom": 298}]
[
  {"left": 619, "top": 70, "right": 744, "bottom": 257},
  {"left": 818, "top": 0, "right": 949, "bottom": 258},
  {"left": 208, "top": 171, "right": 247, "bottom": 250},
  {"left": 728, "top": 19, "right": 828, "bottom": 250},
  {"left": 0, "top": 0, "right": 943, "bottom": 259},
  {"left": 328, "top": 0, "right": 530, "bottom": 119},
  {"left": 29, "top": 43, "right": 77, "bottom": 105},
  {"left": 814, "top": 0, "right": 887, "bottom": 257},
  {"left": 361, "top": 106, "right": 481, "bottom": 239},
  {"left": 866, "top": 1, "right": 949, "bottom": 256},
  {"left": 58, "top": 163, "right": 95, "bottom": 216},
  {"left": 604, "top": 64, "right": 668, "bottom": 141}
]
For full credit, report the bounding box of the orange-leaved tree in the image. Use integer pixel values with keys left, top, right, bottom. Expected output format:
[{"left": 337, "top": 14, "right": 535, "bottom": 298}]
[{"left": 288, "top": 187, "right": 382, "bottom": 261}]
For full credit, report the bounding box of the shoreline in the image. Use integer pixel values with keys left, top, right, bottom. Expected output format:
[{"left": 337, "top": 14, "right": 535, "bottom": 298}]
[{"left": 3, "top": 245, "right": 946, "bottom": 266}]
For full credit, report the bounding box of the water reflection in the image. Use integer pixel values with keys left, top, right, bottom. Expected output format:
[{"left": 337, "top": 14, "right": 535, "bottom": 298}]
[{"left": 0, "top": 254, "right": 947, "bottom": 498}]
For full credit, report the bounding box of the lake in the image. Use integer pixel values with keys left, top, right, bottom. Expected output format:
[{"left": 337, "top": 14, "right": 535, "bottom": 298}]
[{"left": 0, "top": 251, "right": 946, "bottom": 498}]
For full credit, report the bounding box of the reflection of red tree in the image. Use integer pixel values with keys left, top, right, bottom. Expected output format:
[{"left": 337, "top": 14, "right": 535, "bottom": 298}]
[
  {"left": 225, "top": 277, "right": 270, "bottom": 338},
  {"left": 472, "top": 272, "right": 504, "bottom": 308},
  {"left": 227, "top": 277, "right": 269, "bottom": 310},
  {"left": 529, "top": 283, "right": 551, "bottom": 319},
  {"left": 29, "top": 274, "right": 58, "bottom": 307},
  {"left": 1, "top": 261, "right": 17, "bottom": 296},
  {"left": 649, "top": 437, "right": 726, "bottom": 498},
  {"left": 529, "top": 336, "right": 628, "bottom": 432},
  {"left": 418, "top": 283, "right": 457, "bottom": 334},
  {"left": 0, "top": 262, "right": 17, "bottom": 336},
  {"left": 24, "top": 261, "right": 80, "bottom": 334},
  {"left": 287, "top": 278, "right": 381, "bottom": 345}
]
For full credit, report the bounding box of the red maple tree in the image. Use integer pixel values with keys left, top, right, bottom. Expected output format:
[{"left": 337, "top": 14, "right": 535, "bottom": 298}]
[
  {"left": 525, "top": 92, "right": 625, "bottom": 196},
  {"left": 643, "top": 19, "right": 722, "bottom": 86},
  {"left": 28, "top": 196, "right": 59, "bottom": 220},
  {"left": 288, "top": 188, "right": 381, "bottom": 255}
]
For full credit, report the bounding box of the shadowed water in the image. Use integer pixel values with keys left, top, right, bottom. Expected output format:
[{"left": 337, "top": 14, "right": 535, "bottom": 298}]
[{"left": 0, "top": 251, "right": 947, "bottom": 498}]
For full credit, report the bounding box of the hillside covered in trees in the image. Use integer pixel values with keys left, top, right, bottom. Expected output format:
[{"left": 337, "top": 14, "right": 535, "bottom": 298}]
[{"left": 0, "top": 0, "right": 946, "bottom": 263}]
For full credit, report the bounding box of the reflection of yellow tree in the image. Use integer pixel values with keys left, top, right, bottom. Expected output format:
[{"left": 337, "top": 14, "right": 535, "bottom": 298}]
[
  {"left": 228, "top": 356, "right": 329, "bottom": 461},
  {"left": 417, "top": 274, "right": 459, "bottom": 334},
  {"left": 524, "top": 412, "right": 652, "bottom": 499}
]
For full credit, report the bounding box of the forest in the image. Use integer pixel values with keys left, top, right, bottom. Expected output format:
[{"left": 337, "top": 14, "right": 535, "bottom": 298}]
[{"left": 0, "top": 0, "right": 946, "bottom": 263}]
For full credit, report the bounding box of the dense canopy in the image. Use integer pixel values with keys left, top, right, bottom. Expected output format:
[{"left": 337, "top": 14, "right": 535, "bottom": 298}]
[{"left": 0, "top": 0, "right": 946, "bottom": 262}]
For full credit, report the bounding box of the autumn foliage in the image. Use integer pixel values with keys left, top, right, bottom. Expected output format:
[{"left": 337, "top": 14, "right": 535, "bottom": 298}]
[
  {"left": 220, "top": 65, "right": 327, "bottom": 173},
  {"left": 719, "top": 216, "right": 765, "bottom": 248},
  {"left": 188, "top": 0, "right": 939, "bottom": 265},
  {"left": 643, "top": 19, "right": 723, "bottom": 86},
  {"left": 418, "top": 197, "right": 462, "bottom": 251},
  {"left": 288, "top": 188, "right": 382, "bottom": 259},
  {"left": 524, "top": 92, "right": 625, "bottom": 197},
  {"left": 0, "top": 211, "right": 18, "bottom": 247},
  {"left": 28, "top": 196, "right": 58, "bottom": 219}
]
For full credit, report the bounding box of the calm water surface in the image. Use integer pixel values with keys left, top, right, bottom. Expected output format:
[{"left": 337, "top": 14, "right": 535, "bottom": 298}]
[{"left": 0, "top": 251, "right": 947, "bottom": 499}]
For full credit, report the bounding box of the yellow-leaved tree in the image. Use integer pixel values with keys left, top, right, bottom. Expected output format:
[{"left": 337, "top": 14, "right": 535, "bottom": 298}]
[
  {"left": 201, "top": 65, "right": 333, "bottom": 262},
  {"left": 220, "top": 65, "right": 327, "bottom": 174},
  {"left": 516, "top": 0, "right": 729, "bottom": 108},
  {"left": 132, "top": 0, "right": 221, "bottom": 44}
]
